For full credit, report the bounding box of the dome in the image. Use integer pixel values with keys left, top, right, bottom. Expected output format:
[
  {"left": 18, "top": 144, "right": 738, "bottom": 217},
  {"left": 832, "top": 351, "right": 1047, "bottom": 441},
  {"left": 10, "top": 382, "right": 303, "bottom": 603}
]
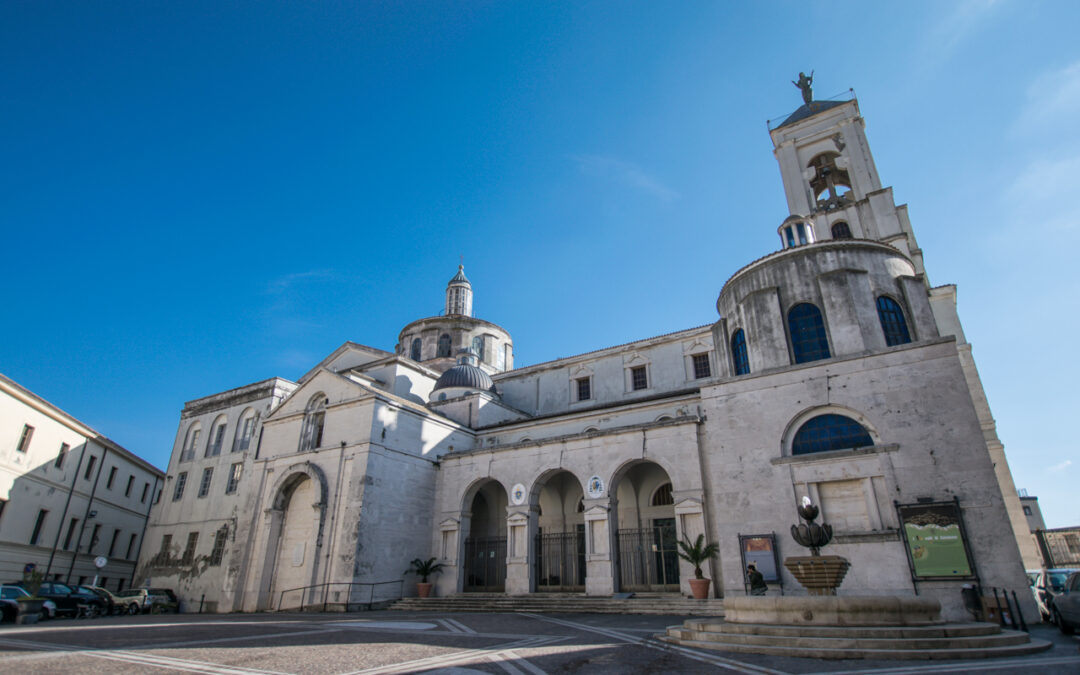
[
  {"left": 433, "top": 362, "right": 494, "bottom": 392},
  {"left": 448, "top": 264, "right": 470, "bottom": 286}
]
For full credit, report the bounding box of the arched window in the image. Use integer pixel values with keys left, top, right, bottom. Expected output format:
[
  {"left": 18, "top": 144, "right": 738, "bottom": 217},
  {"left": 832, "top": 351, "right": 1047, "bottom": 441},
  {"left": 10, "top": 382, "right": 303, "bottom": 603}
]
[
  {"left": 206, "top": 415, "right": 228, "bottom": 457},
  {"left": 731, "top": 329, "right": 750, "bottom": 375},
  {"left": 831, "top": 221, "right": 852, "bottom": 239},
  {"left": 808, "top": 152, "right": 852, "bottom": 206},
  {"left": 792, "top": 414, "right": 873, "bottom": 455},
  {"left": 788, "top": 303, "right": 831, "bottom": 364},
  {"left": 232, "top": 408, "right": 258, "bottom": 452},
  {"left": 437, "top": 333, "right": 452, "bottom": 358},
  {"left": 180, "top": 424, "right": 201, "bottom": 462},
  {"left": 472, "top": 336, "right": 485, "bottom": 362},
  {"left": 298, "top": 395, "right": 326, "bottom": 452},
  {"left": 410, "top": 337, "right": 422, "bottom": 361},
  {"left": 876, "top": 296, "right": 911, "bottom": 346},
  {"left": 651, "top": 482, "right": 674, "bottom": 506}
]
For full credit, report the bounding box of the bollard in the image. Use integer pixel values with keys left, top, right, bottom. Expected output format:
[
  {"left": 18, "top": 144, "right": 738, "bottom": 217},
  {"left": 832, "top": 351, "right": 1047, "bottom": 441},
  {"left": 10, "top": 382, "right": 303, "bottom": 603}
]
[
  {"left": 199, "top": 594, "right": 205, "bottom": 614},
  {"left": 1011, "top": 590, "right": 1029, "bottom": 632},
  {"left": 991, "top": 587, "right": 1007, "bottom": 627}
]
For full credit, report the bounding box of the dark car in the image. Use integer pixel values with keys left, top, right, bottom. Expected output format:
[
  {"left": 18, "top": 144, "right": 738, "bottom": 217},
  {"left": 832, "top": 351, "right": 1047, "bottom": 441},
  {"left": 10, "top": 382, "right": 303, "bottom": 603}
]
[
  {"left": 78, "top": 585, "right": 119, "bottom": 615},
  {"left": 1054, "top": 571, "right": 1080, "bottom": 635},
  {"left": 0, "top": 597, "right": 16, "bottom": 623},
  {"left": 1031, "top": 568, "right": 1079, "bottom": 623},
  {"left": 9, "top": 581, "right": 106, "bottom": 617}
]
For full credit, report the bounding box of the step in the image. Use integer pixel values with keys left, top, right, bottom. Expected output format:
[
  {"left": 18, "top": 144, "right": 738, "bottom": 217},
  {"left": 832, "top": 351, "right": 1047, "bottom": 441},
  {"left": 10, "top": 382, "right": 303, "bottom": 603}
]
[
  {"left": 655, "top": 634, "right": 1054, "bottom": 660},
  {"left": 679, "top": 621, "right": 1001, "bottom": 639},
  {"left": 666, "top": 627, "right": 1031, "bottom": 650},
  {"left": 388, "top": 596, "right": 725, "bottom": 615}
]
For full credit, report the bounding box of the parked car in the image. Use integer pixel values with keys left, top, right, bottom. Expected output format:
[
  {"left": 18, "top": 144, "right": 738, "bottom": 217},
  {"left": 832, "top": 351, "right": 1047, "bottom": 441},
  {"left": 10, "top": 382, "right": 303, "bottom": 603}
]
[
  {"left": 1054, "top": 571, "right": 1080, "bottom": 635},
  {"left": 0, "top": 585, "right": 58, "bottom": 620},
  {"left": 7, "top": 581, "right": 106, "bottom": 617},
  {"left": 0, "top": 597, "right": 16, "bottom": 623},
  {"left": 115, "top": 588, "right": 172, "bottom": 614},
  {"left": 150, "top": 587, "right": 179, "bottom": 612},
  {"left": 1030, "top": 567, "right": 1079, "bottom": 623},
  {"left": 80, "top": 585, "right": 122, "bottom": 615}
]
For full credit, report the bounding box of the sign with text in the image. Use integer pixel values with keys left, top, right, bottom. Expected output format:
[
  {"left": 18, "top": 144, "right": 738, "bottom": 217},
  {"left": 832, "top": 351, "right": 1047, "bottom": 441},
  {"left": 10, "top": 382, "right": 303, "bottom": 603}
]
[{"left": 897, "top": 501, "right": 975, "bottom": 579}]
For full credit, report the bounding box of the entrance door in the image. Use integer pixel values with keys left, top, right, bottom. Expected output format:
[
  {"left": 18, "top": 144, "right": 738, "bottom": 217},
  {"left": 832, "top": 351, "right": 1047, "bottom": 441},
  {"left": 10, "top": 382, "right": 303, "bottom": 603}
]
[
  {"left": 463, "top": 536, "right": 506, "bottom": 591},
  {"left": 616, "top": 518, "right": 680, "bottom": 591}
]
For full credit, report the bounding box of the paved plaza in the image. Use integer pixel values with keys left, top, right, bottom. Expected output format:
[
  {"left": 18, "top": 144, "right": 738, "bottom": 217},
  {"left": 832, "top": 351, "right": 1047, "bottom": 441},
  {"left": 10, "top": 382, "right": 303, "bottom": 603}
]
[{"left": 0, "top": 611, "right": 1077, "bottom": 675}]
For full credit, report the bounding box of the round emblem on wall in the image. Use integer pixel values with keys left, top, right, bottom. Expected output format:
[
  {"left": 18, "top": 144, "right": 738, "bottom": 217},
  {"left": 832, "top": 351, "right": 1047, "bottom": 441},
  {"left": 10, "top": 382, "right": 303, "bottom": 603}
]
[
  {"left": 93, "top": 556, "right": 108, "bottom": 569},
  {"left": 586, "top": 475, "right": 604, "bottom": 499},
  {"left": 511, "top": 483, "right": 527, "bottom": 505}
]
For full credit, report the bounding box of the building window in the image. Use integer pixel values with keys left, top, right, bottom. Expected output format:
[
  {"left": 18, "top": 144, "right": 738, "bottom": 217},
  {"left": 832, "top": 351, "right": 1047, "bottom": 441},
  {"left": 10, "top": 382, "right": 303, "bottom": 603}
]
[
  {"left": 233, "top": 410, "right": 258, "bottom": 452},
  {"left": 180, "top": 425, "right": 201, "bottom": 462},
  {"left": 1023, "top": 505, "right": 1032, "bottom": 516},
  {"left": 298, "top": 395, "right": 326, "bottom": 452},
  {"left": 55, "top": 443, "right": 70, "bottom": 468},
  {"left": 792, "top": 414, "right": 873, "bottom": 455},
  {"left": 182, "top": 532, "right": 199, "bottom": 564},
  {"left": 173, "top": 472, "right": 188, "bottom": 501},
  {"left": 209, "top": 528, "right": 228, "bottom": 566},
  {"left": 576, "top": 377, "right": 591, "bottom": 402},
  {"left": 141, "top": 482, "right": 149, "bottom": 503},
  {"left": 631, "top": 366, "right": 648, "bottom": 391},
  {"left": 108, "top": 528, "right": 120, "bottom": 557},
  {"left": 125, "top": 475, "right": 134, "bottom": 497},
  {"left": 876, "top": 296, "right": 912, "bottom": 347},
  {"left": 16, "top": 424, "right": 34, "bottom": 453},
  {"left": 472, "top": 336, "right": 485, "bottom": 362},
  {"left": 64, "top": 517, "right": 80, "bottom": 550},
  {"left": 831, "top": 221, "right": 852, "bottom": 239},
  {"left": 788, "top": 303, "right": 831, "bottom": 364},
  {"left": 692, "top": 353, "right": 712, "bottom": 379},
  {"left": 159, "top": 534, "right": 172, "bottom": 556},
  {"left": 30, "top": 509, "right": 48, "bottom": 545},
  {"left": 116, "top": 578, "right": 125, "bottom": 592},
  {"left": 496, "top": 342, "right": 506, "bottom": 369},
  {"left": 126, "top": 533, "right": 138, "bottom": 560},
  {"left": 83, "top": 455, "right": 97, "bottom": 480},
  {"left": 731, "top": 329, "right": 750, "bottom": 375},
  {"left": 198, "top": 468, "right": 214, "bottom": 498},
  {"left": 437, "top": 333, "right": 452, "bottom": 358},
  {"left": 652, "top": 483, "right": 674, "bottom": 506},
  {"left": 226, "top": 462, "right": 243, "bottom": 494},
  {"left": 206, "top": 417, "right": 227, "bottom": 457},
  {"left": 89, "top": 524, "right": 101, "bottom": 553},
  {"left": 106, "top": 466, "right": 117, "bottom": 489},
  {"left": 410, "top": 337, "right": 422, "bottom": 361}
]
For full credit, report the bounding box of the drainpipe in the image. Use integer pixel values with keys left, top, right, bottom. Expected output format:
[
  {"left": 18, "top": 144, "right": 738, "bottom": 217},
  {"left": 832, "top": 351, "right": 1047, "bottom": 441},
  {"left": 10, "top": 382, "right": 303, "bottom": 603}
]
[
  {"left": 45, "top": 439, "right": 90, "bottom": 580},
  {"left": 65, "top": 445, "right": 107, "bottom": 584},
  {"left": 129, "top": 475, "right": 162, "bottom": 588}
]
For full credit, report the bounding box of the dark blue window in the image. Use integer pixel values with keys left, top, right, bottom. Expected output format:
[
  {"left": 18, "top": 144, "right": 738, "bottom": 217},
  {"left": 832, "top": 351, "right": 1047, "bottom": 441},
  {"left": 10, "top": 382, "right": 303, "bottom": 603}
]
[
  {"left": 731, "top": 329, "right": 750, "bottom": 375},
  {"left": 876, "top": 296, "right": 911, "bottom": 346},
  {"left": 831, "top": 221, "right": 852, "bottom": 239},
  {"left": 788, "top": 303, "right": 831, "bottom": 363},
  {"left": 792, "top": 414, "right": 873, "bottom": 455},
  {"left": 410, "top": 338, "right": 422, "bottom": 361}
]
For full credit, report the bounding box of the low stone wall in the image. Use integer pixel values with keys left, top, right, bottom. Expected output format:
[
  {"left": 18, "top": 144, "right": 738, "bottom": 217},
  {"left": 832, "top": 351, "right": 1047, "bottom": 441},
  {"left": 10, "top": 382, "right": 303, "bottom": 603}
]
[{"left": 724, "top": 595, "right": 942, "bottom": 626}]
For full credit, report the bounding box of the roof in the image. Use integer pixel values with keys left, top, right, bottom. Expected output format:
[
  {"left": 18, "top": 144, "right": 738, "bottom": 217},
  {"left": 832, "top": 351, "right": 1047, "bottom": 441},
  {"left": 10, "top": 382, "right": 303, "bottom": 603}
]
[
  {"left": 433, "top": 362, "right": 494, "bottom": 392},
  {"left": 775, "top": 100, "right": 847, "bottom": 129},
  {"left": 448, "top": 264, "right": 470, "bottom": 286}
]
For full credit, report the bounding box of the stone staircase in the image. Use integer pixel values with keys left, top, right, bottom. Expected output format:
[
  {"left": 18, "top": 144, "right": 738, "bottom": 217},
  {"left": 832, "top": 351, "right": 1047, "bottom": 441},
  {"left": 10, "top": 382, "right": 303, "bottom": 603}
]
[
  {"left": 389, "top": 592, "right": 726, "bottom": 615},
  {"left": 659, "top": 619, "right": 1054, "bottom": 659}
]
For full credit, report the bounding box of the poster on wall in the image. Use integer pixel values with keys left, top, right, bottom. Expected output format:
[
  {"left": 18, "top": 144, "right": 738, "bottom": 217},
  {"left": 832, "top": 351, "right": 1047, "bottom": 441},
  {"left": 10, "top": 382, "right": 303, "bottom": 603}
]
[
  {"left": 896, "top": 500, "right": 976, "bottom": 580},
  {"left": 738, "top": 533, "right": 781, "bottom": 584}
]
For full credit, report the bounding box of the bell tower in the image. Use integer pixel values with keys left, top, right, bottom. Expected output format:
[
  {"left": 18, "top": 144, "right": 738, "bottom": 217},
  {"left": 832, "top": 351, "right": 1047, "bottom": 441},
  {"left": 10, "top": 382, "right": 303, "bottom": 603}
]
[
  {"left": 769, "top": 93, "right": 925, "bottom": 278},
  {"left": 446, "top": 264, "right": 473, "bottom": 317}
]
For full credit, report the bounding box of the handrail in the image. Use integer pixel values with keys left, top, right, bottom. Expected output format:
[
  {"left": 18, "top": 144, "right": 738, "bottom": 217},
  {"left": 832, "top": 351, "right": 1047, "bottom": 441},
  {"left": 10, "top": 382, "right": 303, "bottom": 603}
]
[{"left": 277, "top": 579, "right": 404, "bottom": 613}]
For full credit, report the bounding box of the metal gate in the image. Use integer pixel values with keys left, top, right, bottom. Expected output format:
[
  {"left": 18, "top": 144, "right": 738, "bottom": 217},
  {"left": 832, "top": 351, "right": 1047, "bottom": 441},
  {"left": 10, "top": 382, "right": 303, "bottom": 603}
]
[
  {"left": 535, "top": 527, "right": 586, "bottom": 591},
  {"left": 463, "top": 536, "right": 506, "bottom": 592},
  {"left": 617, "top": 518, "right": 680, "bottom": 591}
]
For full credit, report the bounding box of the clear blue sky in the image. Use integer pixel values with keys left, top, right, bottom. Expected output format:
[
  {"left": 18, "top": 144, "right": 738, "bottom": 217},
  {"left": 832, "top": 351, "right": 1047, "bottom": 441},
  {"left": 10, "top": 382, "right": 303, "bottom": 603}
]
[{"left": 2, "top": 2, "right": 1077, "bottom": 527}]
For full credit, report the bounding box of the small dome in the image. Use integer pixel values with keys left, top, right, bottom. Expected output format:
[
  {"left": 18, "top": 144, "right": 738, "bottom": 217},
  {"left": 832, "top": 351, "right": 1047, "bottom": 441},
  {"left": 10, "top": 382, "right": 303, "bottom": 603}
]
[
  {"left": 448, "top": 264, "right": 470, "bottom": 286},
  {"left": 433, "top": 363, "right": 494, "bottom": 392}
]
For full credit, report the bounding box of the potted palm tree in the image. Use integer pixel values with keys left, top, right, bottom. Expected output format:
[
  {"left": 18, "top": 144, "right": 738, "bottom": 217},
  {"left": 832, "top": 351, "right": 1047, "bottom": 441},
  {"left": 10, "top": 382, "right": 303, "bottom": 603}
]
[
  {"left": 405, "top": 557, "right": 445, "bottom": 598},
  {"left": 677, "top": 533, "right": 719, "bottom": 600},
  {"left": 16, "top": 569, "right": 46, "bottom": 624}
]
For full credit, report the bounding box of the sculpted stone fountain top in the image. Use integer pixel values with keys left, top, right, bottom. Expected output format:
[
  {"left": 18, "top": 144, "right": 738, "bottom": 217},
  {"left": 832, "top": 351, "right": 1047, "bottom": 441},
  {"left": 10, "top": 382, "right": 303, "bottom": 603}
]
[{"left": 784, "top": 496, "right": 851, "bottom": 596}]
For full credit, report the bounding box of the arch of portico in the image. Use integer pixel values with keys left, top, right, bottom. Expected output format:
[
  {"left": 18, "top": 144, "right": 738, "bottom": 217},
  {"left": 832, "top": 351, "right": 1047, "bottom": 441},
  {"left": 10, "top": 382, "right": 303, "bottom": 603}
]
[
  {"left": 458, "top": 477, "right": 509, "bottom": 592},
  {"left": 529, "top": 468, "right": 587, "bottom": 592}
]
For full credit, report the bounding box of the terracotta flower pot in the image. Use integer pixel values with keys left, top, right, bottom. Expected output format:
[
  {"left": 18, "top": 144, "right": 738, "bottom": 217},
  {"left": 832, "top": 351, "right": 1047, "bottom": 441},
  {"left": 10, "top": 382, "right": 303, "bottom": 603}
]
[
  {"left": 688, "top": 578, "right": 711, "bottom": 600},
  {"left": 416, "top": 582, "right": 433, "bottom": 598}
]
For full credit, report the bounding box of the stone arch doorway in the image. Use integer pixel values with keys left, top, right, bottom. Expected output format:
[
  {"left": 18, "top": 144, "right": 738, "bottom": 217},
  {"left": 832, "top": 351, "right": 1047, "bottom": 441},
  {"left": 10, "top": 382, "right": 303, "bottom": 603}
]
[
  {"left": 611, "top": 461, "right": 680, "bottom": 592},
  {"left": 462, "top": 479, "right": 508, "bottom": 592},
  {"left": 533, "top": 470, "right": 586, "bottom": 592},
  {"left": 263, "top": 472, "right": 323, "bottom": 609}
]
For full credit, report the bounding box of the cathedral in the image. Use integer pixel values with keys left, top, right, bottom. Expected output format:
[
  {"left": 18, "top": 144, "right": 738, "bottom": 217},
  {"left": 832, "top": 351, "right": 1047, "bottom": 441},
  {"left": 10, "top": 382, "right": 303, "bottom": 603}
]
[{"left": 138, "top": 92, "right": 1036, "bottom": 621}]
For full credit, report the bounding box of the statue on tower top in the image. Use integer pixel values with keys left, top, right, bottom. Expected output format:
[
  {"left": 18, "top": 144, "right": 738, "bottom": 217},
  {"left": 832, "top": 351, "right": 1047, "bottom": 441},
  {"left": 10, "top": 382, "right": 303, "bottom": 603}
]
[{"left": 792, "top": 70, "right": 814, "bottom": 105}]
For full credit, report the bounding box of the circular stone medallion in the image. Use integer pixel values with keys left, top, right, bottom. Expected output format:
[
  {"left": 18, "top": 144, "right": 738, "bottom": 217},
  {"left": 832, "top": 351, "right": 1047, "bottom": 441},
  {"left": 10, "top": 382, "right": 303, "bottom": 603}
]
[
  {"left": 510, "top": 483, "right": 527, "bottom": 505},
  {"left": 586, "top": 475, "right": 604, "bottom": 499}
]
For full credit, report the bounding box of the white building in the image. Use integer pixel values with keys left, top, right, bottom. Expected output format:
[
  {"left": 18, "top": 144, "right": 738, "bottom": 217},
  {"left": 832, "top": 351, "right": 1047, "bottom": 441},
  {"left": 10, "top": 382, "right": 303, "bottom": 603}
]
[
  {"left": 0, "top": 373, "right": 164, "bottom": 590},
  {"left": 138, "top": 92, "right": 1037, "bottom": 621}
]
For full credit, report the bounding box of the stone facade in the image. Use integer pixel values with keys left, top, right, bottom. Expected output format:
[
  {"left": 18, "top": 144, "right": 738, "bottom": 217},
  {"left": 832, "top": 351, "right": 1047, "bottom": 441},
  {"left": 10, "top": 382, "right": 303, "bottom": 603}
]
[
  {"left": 137, "top": 94, "right": 1037, "bottom": 621},
  {"left": 0, "top": 373, "right": 163, "bottom": 591}
]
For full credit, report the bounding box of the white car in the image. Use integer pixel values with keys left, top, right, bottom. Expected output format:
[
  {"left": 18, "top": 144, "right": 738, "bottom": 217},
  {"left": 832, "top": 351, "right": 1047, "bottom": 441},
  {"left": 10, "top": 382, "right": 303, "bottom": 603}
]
[
  {"left": 1054, "top": 571, "right": 1080, "bottom": 635},
  {"left": 0, "top": 585, "right": 58, "bottom": 619}
]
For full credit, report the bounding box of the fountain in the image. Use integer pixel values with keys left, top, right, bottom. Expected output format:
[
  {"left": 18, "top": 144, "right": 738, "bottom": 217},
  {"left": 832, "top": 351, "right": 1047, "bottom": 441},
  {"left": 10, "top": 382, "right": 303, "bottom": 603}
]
[{"left": 783, "top": 496, "right": 851, "bottom": 595}]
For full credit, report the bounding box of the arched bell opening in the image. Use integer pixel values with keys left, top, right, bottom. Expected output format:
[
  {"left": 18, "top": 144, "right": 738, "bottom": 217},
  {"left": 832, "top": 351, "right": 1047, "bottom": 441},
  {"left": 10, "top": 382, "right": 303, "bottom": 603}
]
[
  {"left": 611, "top": 461, "right": 680, "bottom": 592},
  {"left": 533, "top": 470, "right": 586, "bottom": 592},
  {"left": 462, "top": 479, "right": 508, "bottom": 592}
]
